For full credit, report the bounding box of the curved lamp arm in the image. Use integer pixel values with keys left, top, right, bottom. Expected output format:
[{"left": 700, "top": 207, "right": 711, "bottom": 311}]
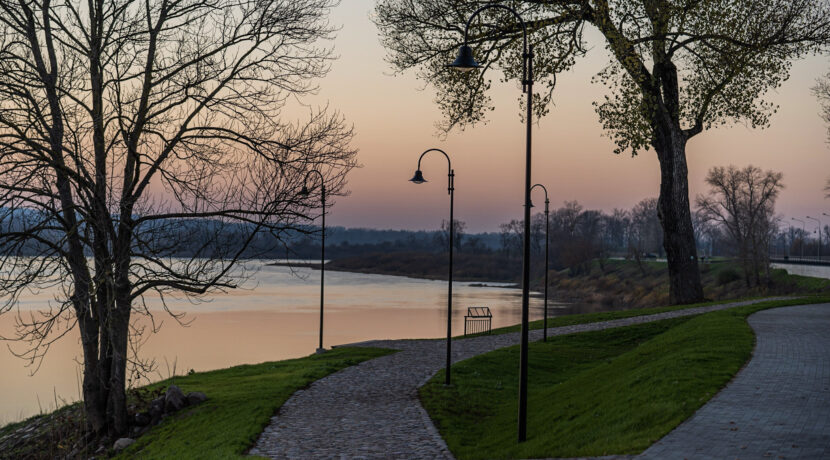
[
  {"left": 413, "top": 148, "right": 453, "bottom": 194},
  {"left": 530, "top": 183, "right": 549, "bottom": 212},
  {"left": 462, "top": 4, "right": 529, "bottom": 91},
  {"left": 806, "top": 216, "right": 820, "bottom": 229},
  {"left": 303, "top": 169, "right": 326, "bottom": 191}
]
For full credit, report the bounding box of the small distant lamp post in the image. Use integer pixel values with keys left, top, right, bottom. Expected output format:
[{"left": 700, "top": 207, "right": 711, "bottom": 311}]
[
  {"left": 449, "top": 3, "right": 536, "bottom": 442},
  {"left": 410, "top": 148, "right": 455, "bottom": 385},
  {"left": 299, "top": 169, "right": 327, "bottom": 353},
  {"left": 792, "top": 217, "right": 805, "bottom": 259},
  {"left": 807, "top": 216, "right": 821, "bottom": 260},
  {"left": 530, "top": 184, "right": 550, "bottom": 342}
]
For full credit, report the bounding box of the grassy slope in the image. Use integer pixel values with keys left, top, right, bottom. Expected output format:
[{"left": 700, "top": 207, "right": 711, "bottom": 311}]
[
  {"left": 327, "top": 254, "right": 830, "bottom": 309},
  {"left": 463, "top": 296, "right": 777, "bottom": 339},
  {"left": 421, "top": 296, "right": 830, "bottom": 459},
  {"left": 117, "top": 347, "right": 393, "bottom": 459},
  {"left": 550, "top": 259, "right": 830, "bottom": 308}
]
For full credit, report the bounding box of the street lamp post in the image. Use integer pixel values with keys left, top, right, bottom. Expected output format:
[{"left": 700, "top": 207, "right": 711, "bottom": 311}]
[
  {"left": 792, "top": 217, "right": 805, "bottom": 260},
  {"left": 530, "top": 184, "right": 550, "bottom": 342},
  {"left": 450, "top": 4, "right": 535, "bottom": 442},
  {"left": 299, "top": 170, "right": 327, "bottom": 353},
  {"left": 410, "top": 148, "right": 455, "bottom": 385},
  {"left": 807, "top": 216, "right": 821, "bottom": 260}
]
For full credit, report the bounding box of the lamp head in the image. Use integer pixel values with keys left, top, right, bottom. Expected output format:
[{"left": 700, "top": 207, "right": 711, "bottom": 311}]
[
  {"left": 410, "top": 169, "right": 427, "bottom": 184},
  {"left": 448, "top": 44, "right": 480, "bottom": 72},
  {"left": 298, "top": 185, "right": 311, "bottom": 197}
]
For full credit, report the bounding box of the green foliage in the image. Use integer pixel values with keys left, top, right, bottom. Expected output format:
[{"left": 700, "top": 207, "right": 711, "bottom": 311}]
[
  {"left": 375, "top": 0, "right": 830, "bottom": 151},
  {"left": 421, "top": 297, "right": 830, "bottom": 459},
  {"left": 716, "top": 267, "right": 742, "bottom": 285},
  {"left": 116, "top": 347, "right": 393, "bottom": 459}
]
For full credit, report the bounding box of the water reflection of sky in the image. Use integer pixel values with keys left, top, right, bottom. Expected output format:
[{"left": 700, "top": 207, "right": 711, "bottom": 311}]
[
  {"left": 1, "top": 263, "right": 580, "bottom": 424},
  {"left": 120, "top": 263, "right": 551, "bottom": 315}
]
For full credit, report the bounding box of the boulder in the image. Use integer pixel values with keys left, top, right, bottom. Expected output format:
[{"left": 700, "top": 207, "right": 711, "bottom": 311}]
[
  {"left": 164, "top": 385, "right": 186, "bottom": 412},
  {"left": 149, "top": 397, "right": 165, "bottom": 417},
  {"left": 134, "top": 411, "right": 151, "bottom": 426},
  {"left": 113, "top": 437, "right": 135, "bottom": 451},
  {"left": 186, "top": 391, "right": 207, "bottom": 406}
]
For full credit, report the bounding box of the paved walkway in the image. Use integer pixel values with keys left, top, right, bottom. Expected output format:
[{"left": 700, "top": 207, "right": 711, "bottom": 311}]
[
  {"left": 640, "top": 303, "right": 830, "bottom": 459},
  {"left": 248, "top": 298, "right": 798, "bottom": 459}
]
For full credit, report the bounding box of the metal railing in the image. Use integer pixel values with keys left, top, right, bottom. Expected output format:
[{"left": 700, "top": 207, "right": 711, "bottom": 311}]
[{"left": 464, "top": 306, "right": 493, "bottom": 336}]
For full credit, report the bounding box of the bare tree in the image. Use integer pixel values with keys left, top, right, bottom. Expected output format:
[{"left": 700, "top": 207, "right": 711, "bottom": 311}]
[
  {"left": 627, "top": 198, "right": 661, "bottom": 274},
  {"left": 435, "top": 218, "right": 467, "bottom": 253},
  {"left": 499, "top": 219, "right": 523, "bottom": 258},
  {"left": 0, "top": 0, "right": 355, "bottom": 437},
  {"left": 696, "top": 165, "right": 784, "bottom": 286},
  {"left": 375, "top": 0, "right": 830, "bottom": 304}
]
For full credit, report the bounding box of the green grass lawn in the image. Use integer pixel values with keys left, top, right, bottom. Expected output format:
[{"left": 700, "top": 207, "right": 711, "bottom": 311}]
[
  {"left": 117, "top": 347, "right": 394, "bottom": 459},
  {"left": 421, "top": 296, "right": 830, "bottom": 459},
  {"left": 462, "top": 295, "right": 782, "bottom": 338}
]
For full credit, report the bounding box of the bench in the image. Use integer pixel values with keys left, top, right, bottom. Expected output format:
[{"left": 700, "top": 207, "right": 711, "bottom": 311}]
[{"left": 464, "top": 307, "right": 493, "bottom": 336}]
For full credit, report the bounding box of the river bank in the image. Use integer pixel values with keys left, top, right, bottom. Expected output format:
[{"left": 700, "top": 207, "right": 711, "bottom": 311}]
[
  {"left": 0, "top": 264, "right": 548, "bottom": 425},
  {"left": 4, "top": 296, "right": 828, "bottom": 459},
  {"left": 288, "top": 255, "right": 830, "bottom": 309}
]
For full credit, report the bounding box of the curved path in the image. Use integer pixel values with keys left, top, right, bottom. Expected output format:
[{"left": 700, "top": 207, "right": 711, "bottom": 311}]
[
  {"left": 249, "top": 298, "right": 793, "bottom": 459},
  {"left": 640, "top": 303, "right": 830, "bottom": 460}
]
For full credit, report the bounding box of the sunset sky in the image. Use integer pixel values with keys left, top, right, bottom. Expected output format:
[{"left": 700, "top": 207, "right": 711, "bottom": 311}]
[{"left": 301, "top": 1, "right": 830, "bottom": 233}]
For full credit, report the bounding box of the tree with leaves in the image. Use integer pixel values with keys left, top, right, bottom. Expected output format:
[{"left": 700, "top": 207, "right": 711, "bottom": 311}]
[
  {"left": 0, "top": 0, "right": 355, "bottom": 437},
  {"left": 375, "top": 0, "right": 830, "bottom": 304}
]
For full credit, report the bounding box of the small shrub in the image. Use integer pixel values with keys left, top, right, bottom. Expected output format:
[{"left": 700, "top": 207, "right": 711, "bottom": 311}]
[{"left": 716, "top": 268, "right": 741, "bottom": 286}]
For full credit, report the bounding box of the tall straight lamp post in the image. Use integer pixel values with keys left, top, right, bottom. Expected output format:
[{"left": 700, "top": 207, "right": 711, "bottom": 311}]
[
  {"left": 299, "top": 170, "right": 327, "bottom": 353},
  {"left": 807, "top": 216, "right": 821, "bottom": 261},
  {"left": 410, "top": 148, "right": 455, "bottom": 385},
  {"left": 449, "top": 3, "right": 535, "bottom": 442},
  {"left": 792, "top": 217, "right": 805, "bottom": 259},
  {"left": 530, "top": 184, "right": 550, "bottom": 342}
]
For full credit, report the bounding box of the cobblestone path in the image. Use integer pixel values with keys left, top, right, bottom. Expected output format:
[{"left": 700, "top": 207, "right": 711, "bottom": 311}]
[
  {"left": 248, "top": 298, "right": 795, "bottom": 459},
  {"left": 640, "top": 303, "right": 830, "bottom": 460}
]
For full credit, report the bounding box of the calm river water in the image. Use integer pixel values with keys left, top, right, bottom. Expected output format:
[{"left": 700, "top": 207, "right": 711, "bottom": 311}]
[{"left": 0, "top": 262, "right": 600, "bottom": 424}]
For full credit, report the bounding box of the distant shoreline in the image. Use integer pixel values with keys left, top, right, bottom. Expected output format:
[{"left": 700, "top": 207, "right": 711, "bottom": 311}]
[{"left": 265, "top": 260, "right": 521, "bottom": 288}]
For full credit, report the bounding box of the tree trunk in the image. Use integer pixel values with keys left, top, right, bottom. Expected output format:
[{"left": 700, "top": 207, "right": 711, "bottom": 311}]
[
  {"left": 106, "top": 307, "right": 130, "bottom": 438},
  {"left": 78, "top": 314, "right": 106, "bottom": 434},
  {"left": 653, "top": 126, "right": 704, "bottom": 304}
]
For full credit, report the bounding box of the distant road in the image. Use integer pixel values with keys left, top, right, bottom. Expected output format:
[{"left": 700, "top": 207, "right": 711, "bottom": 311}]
[{"left": 772, "top": 262, "right": 830, "bottom": 280}]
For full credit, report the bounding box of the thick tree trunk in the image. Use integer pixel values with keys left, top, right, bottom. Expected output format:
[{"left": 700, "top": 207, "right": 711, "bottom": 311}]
[
  {"left": 106, "top": 306, "right": 130, "bottom": 438},
  {"left": 653, "top": 126, "right": 704, "bottom": 304},
  {"left": 78, "top": 315, "right": 106, "bottom": 434}
]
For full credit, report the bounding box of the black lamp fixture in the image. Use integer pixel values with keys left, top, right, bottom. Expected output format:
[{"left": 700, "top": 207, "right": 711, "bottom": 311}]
[
  {"left": 450, "top": 3, "right": 536, "bottom": 443},
  {"left": 410, "top": 169, "right": 427, "bottom": 184},
  {"left": 806, "top": 216, "right": 821, "bottom": 260},
  {"left": 448, "top": 45, "right": 480, "bottom": 71},
  {"left": 792, "top": 217, "right": 805, "bottom": 259},
  {"left": 410, "top": 148, "right": 455, "bottom": 386},
  {"left": 530, "top": 184, "right": 550, "bottom": 342},
  {"left": 299, "top": 169, "right": 327, "bottom": 354}
]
